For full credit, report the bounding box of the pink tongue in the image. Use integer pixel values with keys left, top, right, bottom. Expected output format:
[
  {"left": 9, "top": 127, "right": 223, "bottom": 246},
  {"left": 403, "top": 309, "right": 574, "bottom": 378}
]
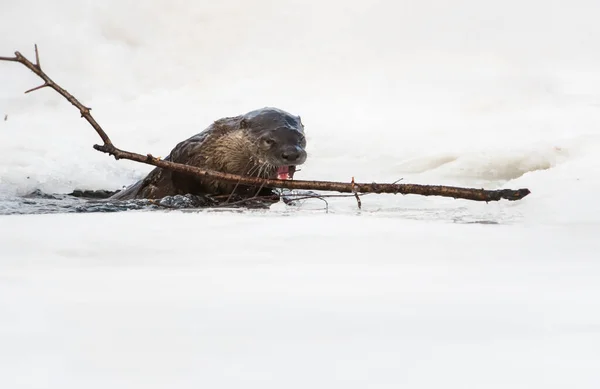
[{"left": 277, "top": 166, "right": 290, "bottom": 180}]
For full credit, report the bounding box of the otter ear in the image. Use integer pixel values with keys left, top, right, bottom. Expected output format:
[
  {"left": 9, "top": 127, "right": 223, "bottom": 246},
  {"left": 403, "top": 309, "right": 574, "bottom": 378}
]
[{"left": 240, "top": 118, "right": 249, "bottom": 129}]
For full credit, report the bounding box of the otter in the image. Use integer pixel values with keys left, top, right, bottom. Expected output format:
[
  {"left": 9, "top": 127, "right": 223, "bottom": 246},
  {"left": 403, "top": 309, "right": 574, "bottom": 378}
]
[{"left": 110, "top": 107, "right": 307, "bottom": 201}]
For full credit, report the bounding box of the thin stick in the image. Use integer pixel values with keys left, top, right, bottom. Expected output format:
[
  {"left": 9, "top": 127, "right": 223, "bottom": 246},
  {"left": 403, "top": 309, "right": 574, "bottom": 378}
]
[
  {"left": 34, "top": 44, "right": 41, "bottom": 69},
  {"left": 25, "top": 83, "right": 50, "bottom": 94},
  {"left": 94, "top": 145, "right": 531, "bottom": 201},
  {"left": 350, "top": 177, "right": 362, "bottom": 209},
  {"left": 7, "top": 46, "right": 113, "bottom": 146},
  {"left": 0, "top": 45, "right": 532, "bottom": 203}
]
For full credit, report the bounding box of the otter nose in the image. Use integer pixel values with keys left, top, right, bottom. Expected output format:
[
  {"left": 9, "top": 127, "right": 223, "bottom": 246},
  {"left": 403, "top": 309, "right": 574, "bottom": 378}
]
[{"left": 281, "top": 147, "right": 305, "bottom": 164}]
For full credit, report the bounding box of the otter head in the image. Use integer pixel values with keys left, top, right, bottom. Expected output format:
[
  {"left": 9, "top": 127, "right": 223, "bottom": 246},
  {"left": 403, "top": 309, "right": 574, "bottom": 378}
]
[{"left": 240, "top": 107, "right": 307, "bottom": 179}]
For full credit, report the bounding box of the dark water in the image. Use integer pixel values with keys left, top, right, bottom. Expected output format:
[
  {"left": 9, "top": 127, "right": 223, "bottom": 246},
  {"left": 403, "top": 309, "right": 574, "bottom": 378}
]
[
  {"left": 0, "top": 189, "right": 307, "bottom": 215},
  {"left": 0, "top": 189, "right": 515, "bottom": 225}
]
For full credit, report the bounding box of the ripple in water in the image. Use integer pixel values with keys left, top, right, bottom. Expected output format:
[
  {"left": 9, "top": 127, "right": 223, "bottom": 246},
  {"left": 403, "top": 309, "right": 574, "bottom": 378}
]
[
  {"left": 0, "top": 189, "right": 303, "bottom": 215},
  {"left": 0, "top": 189, "right": 522, "bottom": 225}
]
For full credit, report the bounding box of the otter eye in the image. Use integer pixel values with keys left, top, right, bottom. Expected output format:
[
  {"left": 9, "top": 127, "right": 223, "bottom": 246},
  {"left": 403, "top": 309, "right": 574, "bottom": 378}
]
[{"left": 264, "top": 139, "right": 275, "bottom": 146}]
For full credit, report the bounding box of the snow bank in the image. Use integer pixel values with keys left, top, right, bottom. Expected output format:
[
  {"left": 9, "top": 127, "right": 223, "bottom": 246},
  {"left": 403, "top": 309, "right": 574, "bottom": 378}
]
[{"left": 1, "top": 0, "right": 599, "bottom": 221}]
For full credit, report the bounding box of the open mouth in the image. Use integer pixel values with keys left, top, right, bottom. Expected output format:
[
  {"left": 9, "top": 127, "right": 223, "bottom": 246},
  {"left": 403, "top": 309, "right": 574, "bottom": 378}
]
[{"left": 277, "top": 165, "right": 296, "bottom": 180}]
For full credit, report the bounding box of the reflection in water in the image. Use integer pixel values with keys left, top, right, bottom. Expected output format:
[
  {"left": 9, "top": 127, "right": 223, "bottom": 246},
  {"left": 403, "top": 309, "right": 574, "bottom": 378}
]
[
  {"left": 0, "top": 189, "right": 296, "bottom": 215},
  {"left": 0, "top": 189, "right": 522, "bottom": 225}
]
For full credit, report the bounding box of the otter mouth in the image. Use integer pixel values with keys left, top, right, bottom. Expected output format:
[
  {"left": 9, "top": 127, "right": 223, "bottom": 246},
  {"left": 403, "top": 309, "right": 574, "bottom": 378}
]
[{"left": 277, "top": 165, "right": 296, "bottom": 180}]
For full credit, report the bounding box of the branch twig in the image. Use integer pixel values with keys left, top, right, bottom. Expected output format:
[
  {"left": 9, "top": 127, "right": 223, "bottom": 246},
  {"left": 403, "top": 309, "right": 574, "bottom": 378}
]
[
  {"left": 0, "top": 45, "right": 531, "bottom": 203},
  {"left": 8, "top": 45, "right": 113, "bottom": 146},
  {"left": 351, "top": 176, "right": 362, "bottom": 209}
]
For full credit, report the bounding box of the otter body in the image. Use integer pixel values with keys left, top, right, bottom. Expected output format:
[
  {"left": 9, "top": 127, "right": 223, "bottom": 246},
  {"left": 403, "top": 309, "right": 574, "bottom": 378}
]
[{"left": 110, "top": 107, "right": 307, "bottom": 200}]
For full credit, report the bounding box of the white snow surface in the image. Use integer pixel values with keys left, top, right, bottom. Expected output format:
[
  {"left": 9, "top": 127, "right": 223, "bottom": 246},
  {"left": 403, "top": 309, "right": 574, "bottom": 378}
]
[{"left": 1, "top": 1, "right": 600, "bottom": 388}]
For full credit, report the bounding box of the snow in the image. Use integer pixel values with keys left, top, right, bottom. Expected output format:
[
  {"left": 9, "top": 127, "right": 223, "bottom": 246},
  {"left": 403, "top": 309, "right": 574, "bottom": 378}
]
[
  {"left": 2, "top": 213, "right": 600, "bottom": 388},
  {"left": 1, "top": 0, "right": 600, "bottom": 388}
]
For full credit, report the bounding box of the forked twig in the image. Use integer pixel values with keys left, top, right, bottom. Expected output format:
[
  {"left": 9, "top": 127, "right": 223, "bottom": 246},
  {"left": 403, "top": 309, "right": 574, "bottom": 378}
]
[
  {"left": 0, "top": 45, "right": 532, "bottom": 203},
  {"left": 4, "top": 45, "right": 112, "bottom": 146}
]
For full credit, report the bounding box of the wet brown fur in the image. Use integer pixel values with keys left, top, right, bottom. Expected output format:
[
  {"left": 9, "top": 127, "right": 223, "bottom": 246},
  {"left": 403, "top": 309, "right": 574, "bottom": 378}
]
[{"left": 110, "top": 108, "right": 305, "bottom": 200}]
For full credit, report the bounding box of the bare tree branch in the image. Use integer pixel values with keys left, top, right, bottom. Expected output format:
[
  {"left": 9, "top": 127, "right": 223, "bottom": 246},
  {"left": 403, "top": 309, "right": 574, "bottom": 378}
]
[
  {"left": 7, "top": 45, "right": 113, "bottom": 146},
  {"left": 0, "top": 45, "right": 531, "bottom": 203}
]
